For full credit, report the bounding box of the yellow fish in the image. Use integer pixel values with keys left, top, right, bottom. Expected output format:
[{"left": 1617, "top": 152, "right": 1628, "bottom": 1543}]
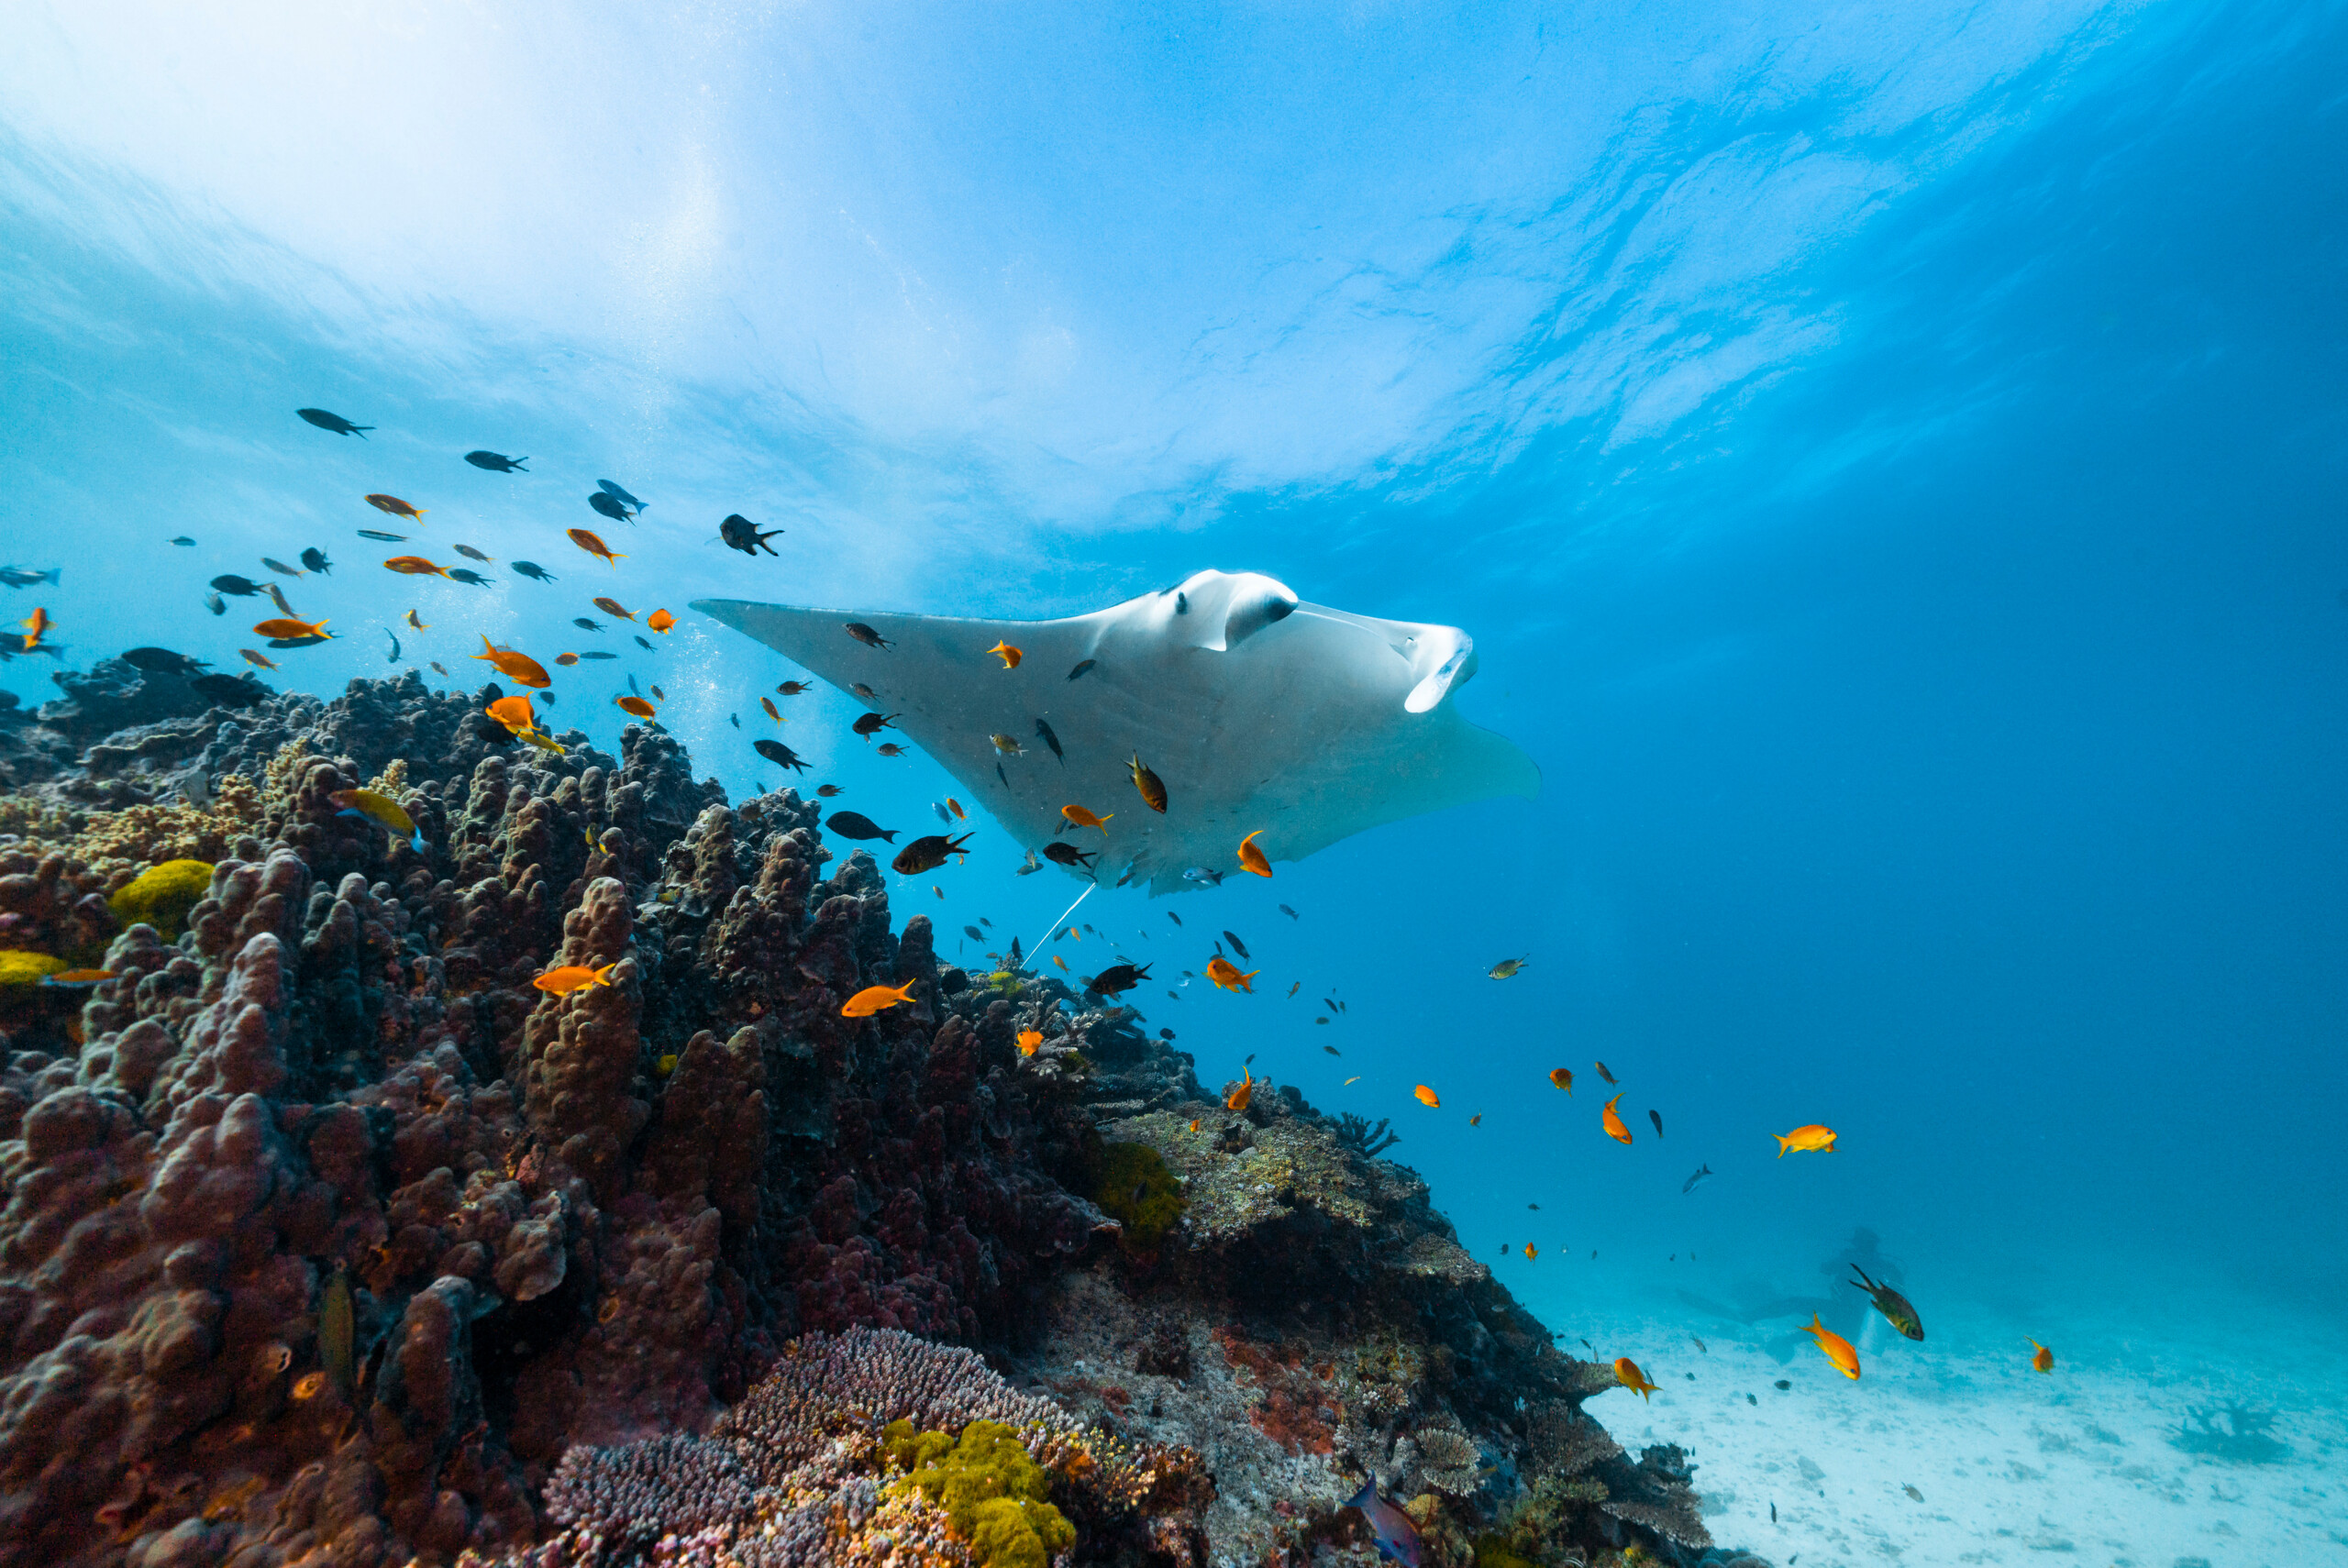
[
  {"left": 1489, "top": 955, "right": 1529, "bottom": 979},
  {"left": 1225, "top": 1066, "right": 1255, "bottom": 1112},
  {"left": 1523, "top": 1242, "right": 1538, "bottom": 1262},
  {"left": 1205, "top": 955, "right": 1258, "bottom": 992},
  {"left": 761, "top": 697, "right": 782, "bottom": 723},
  {"left": 840, "top": 979, "right": 918, "bottom": 1017},
  {"left": 989, "top": 639, "right": 1022, "bottom": 668},
  {"left": 404, "top": 609, "right": 427, "bottom": 631},
  {"left": 485, "top": 695, "right": 537, "bottom": 734},
  {"left": 1016, "top": 1029, "right": 1043, "bottom": 1055},
  {"left": 647, "top": 608, "right": 675, "bottom": 634},
  {"left": 1060, "top": 804, "right": 1113, "bottom": 835},
  {"left": 1776, "top": 1124, "right": 1838, "bottom": 1157},
  {"left": 1414, "top": 1085, "right": 1440, "bottom": 1108},
  {"left": 2030, "top": 1340, "right": 2054, "bottom": 1375},
  {"left": 1804, "top": 1313, "right": 1861, "bottom": 1378},
  {"left": 330, "top": 788, "right": 425, "bottom": 853},
  {"left": 1548, "top": 1066, "right": 1574, "bottom": 1095},
  {"left": 1236, "top": 829, "right": 1271, "bottom": 878},
  {"left": 533, "top": 961, "right": 618, "bottom": 995},
  {"left": 1602, "top": 1093, "right": 1633, "bottom": 1145},
  {"left": 1614, "top": 1357, "right": 1661, "bottom": 1401}
]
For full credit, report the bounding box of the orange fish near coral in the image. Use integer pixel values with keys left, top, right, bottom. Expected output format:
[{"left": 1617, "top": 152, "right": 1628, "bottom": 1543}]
[
  {"left": 240, "top": 649, "right": 278, "bottom": 669},
  {"left": 1802, "top": 1313, "right": 1861, "bottom": 1379},
  {"left": 988, "top": 639, "right": 1022, "bottom": 669},
  {"left": 252, "top": 616, "right": 332, "bottom": 641},
  {"left": 1225, "top": 1066, "right": 1255, "bottom": 1112},
  {"left": 1548, "top": 1066, "right": 1574, "bottom": 1095},
  {"left": 840, "top": 979, "right": 919, "bottom": 1018},
  {"left": 1205, "top": 955, "right": 1257, "bottom": 992},
  {"left": 647, "top": 609, "right": 675, "bottom": 634},
  {"left": 1414, "top": 1085, "right": 1440, "bottom": 1108},
  {"left": 533, "top": 962, "right": 618, "bottom": 995},
  {"left": 1236, "top": 830, "right": 1272, "bottom": 878},
  {"left": 1776, "top": 1124, "right": 1837, "bottom": 1157},
  {"left": 365, "top": 493, "right": 426, "bottom": 521},
  {"left": 615, "top": 695, "right": 657, "bottom": 719},
  {"left": 1128, "top": 753, "right": 1168, "bottom": 813},
  {"left": 383, "top": 556, "right": 450, "bottom": 578},
  {"left": 593, "top": 597, "right": 634, "bottom": 620},
  {"left": 471, "top": 635, "right": 549, "bottom": 688},
  {"left": 2030, "top": 1341, "right": 2054, "bottom": 1375},
  {"left": 41, "top": 968, "right": 116, "bottom": 987},
  {"left": 1614, "top": 1357, "right": 1661, "bottom": 1401},
  {"left": 1601, "top": 1093, "right": 1633, "bottom": 1144},
  {"left": 485, "top": 695, "right": 538, "bottom": 734},
  {"left": 1060, "top": 805, "right": 1113, "bottom": 836},
  {"left": 1016, "top": 1029, "right": 1044, "bottom": 1055},
  {"left": 568, "top": 528, "right": 626, "bottom": 566},
  {"left": 17, "top": 607, "right": 52, "bottom": 651}
]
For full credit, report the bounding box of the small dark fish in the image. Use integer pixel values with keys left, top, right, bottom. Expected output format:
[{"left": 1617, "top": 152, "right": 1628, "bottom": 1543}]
[
  {"left": 183, "top": 674, "right": 263, "bottom": 705},
  {"left": 383, "top": 629, "right": 400, "bottom": 663},
  {"left": 963, "top": 925, "right": 984, "bottom": 942},
  {"left": 852, "top": 712, "right": 899, "bottom": 739},
  {"left": 297, "top": 407, "right": 371, "bottom": 437},
  {"left": 755, "top": 738, "right": 809, "bottom": 773},
  {"left": 597, "top": 480, "right": 645, "bottom": 512},
  {"left": 1748, "top": 1393, "right": 1757, "bottom": 1406},
  {"left": 1086, "top": 962, "right": 1150, "bottom": 998},
  {"left": 300, "top": 547, "right": 332, "bottom": 574},
  {"left": 204, "top": 592, "right": 226, "bottom": 615},
  {"left": 827, "top": 812, "right": 896, "bottom": 843},
  {"left": 266, "top": 582, "right": 295, "bottom": 616},
  {"left": 210, "top": 573, "right": 262, "bottom": 596},
  {"left": 122, "top": 647, "right": 211, "bottom": 677},
  {"left": 1042, "top": 842, "right": 1097, "bottom": 871},
  {"left": 454, "top": 544, "right": 492, "bottom": 562},
  {"left": 1851, "top": 1265, "right": 1925, "bottom": 1341},
  {"left": 512, "top": 560, "right": 556, "bottom": 582},
  {"left": 537, "top": 690, "right": 555, "bottom": 704},
  {"left": 635, "top": 635, "right": 652, "bottom": 650},
  {"left": 1775, "top": 1379, "right": 1791, "bottom": 1391},
  {"left": 852, "top": 682, "right": 878, "bottom": 701},
  {"left": 845, "top": 622, "right": 892, "bottom": 649},
  {"left": 1323, "top": 997, "right": 1339, "bottom": 1012},
  {"left": 465, "top": 450, "right": 527, "bottom": 471},
  {"left": 1595, "top": 1061, "right": 1617, "bottom": 1086},
  {"left": 357, "top": 528, "right": 406, "bottom": 542},
  {"left": 1903, "top": 1484, "right": 1923, "bottom": 1503},
  {"left": 261, "top": 557, "right": 303, "bottom": 577},
  {"left": 1160, "top": 1028, "right": 1174, "bottom": 1040},
  {"left": 1067, "top": 658, "right": 1096, "bottom": 681},
  {"left": 628, "top": 674, "right": 641, "bottom": 695},
  {"left": 578, "top": 650, "right": 617, "bottom": 660},
  {"left": 1167, "top": 911, "right": 1182, "bottom": 926},
  {"left": 0, "top": 566, "right": 60, "bottom": 587},
  {"left": 1682, "top": 1163, "right": 1713, "bottom": 1195},
  {"left": 932, "top": 801, "right": 951, "bottom": 824},
  {"left": 574, "top": 617, "right": 603, "bottom": 631},
  {"left": 1346, "top": 1481, "right": 1423, "bottom": 1568},
  {"left": 891, "top": 832, "right": 971, "bottom": 875},
  {"left": 720, "top": 513, "right": 783, "bottom": 556},
  {"left": 1649, "top": 1109, "right": 1664, "bottom": 1137},
  {"left": 170, "top": 535, "right": 196, "bottom": 547},
  {"left": 979, "top": 917, "right": 992, "bottom": 928},
  {"left": 730, "top": 713, "right": 739, "bottom": 727},
  {"left": 816, "top": 784, "right": 843, "bottom": 796},
  {"left": 322, "top": 1265, "right": 356, "bottom": 1393},
  {"left": 1222, "top": 931, "right": 1249, "bottom": 959},
  {"left": 997, "top": 762, "right": 1009, "bottom": 786},
  {"left": 1035, "top": 717, "right": 1064, "bottom": 763},
  {"left": 1324, "top": 1044, "right": 1340, "bottom": 1055},
  {"left": 1528, "top": 1202, "right": 1539, "bottom": 1209},
  {"left": 1770, "top": 1503, "right": 1777, "bottom": 1522},
  {"left": 588, "top": 490, "right": 635, "bottom": 524},
  {"left": 449, "top": 569, "right": 493, "bottom": 586}
]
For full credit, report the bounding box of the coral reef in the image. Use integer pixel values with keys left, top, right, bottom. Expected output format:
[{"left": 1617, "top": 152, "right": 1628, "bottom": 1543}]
[{"left": 0, "top": 670, "right": 1767, "bottom": 1568}]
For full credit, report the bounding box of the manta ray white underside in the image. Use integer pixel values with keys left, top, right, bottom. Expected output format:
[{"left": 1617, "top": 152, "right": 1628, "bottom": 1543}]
[{"left": 692, "top": 569, "right": 1538, "bottom": 894}]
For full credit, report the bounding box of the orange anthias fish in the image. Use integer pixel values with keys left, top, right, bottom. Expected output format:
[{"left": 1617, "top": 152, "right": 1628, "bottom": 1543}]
[
  {"left": 593, "top": 597, "right": 635, "bottom": 620},
  {"left": 1548, "top": 1066, "right": 1574, "bottom": 1095},
  {"left": 761, "top": 697, "right": 782, "bottom": 723},
  {"left": 569, "top": 527, "right": 626, "bottom": 566},
  {"left": 616, "top": 695, "right": 657, "bottom": 718},
  {"left": 41, "top": 968, "right": 116, "bottom": 987},
  {"left": 2030, "top": 1341, "right": 2054, "bottom": 1375},
  {"left": 1614, "top": 1357, "right": 1661, "bottom": 1401},
  {"left": 989, "top": 639, "right": 1022, "bottom": 669},
  {"left": 404, "top": 609, "right": 428, "bottom": 630},
  {"left": 841, "top": 979, "right": 919, "bottom": 1018},
  {"left": 18, "top": 607, "right": 53, "bottom": 650},
  {"left": 947, "top": 798, "right": 965, "bottom": 820},
  {"left": 1060, "top": 804, "right": 1113, "bottom": 835},
  {"left": 486, "top": 695, "right": 538, "bottom": 734},
  {"left": 1016, "top": 1029, "right": 1044, "bottom": 1055},
  {"left": 383, "top": 556, "right": 450, "bottom": 578},
  {"left": 252, "top": 616, "right": 332, "bottom": 640},
  {"left": 1523, "top": 1242, "right": 1538, "bottom": 1262},
  {"left": 1414, "top": 1085, "right": 1440, "bottom": 1108},
  {"left": 1804, "top": 1313, "right": 1861, "bottom": 1379},
  {"left": 1205, "top": 955, "right": 1258, "bottom": 992},
  {"left": 1601, "top": 1093, "right": 1634, "bottom": 1144},
  {"left": 1052, "top": 955, "right": 1069, "bottom": 973},
  {"left": 1776, "top": 1124, "right": 1838, "bottom": 1157},
  {"left": 365, "top": 493, "right": 426, "bottom": 521},
  {"left": 1225, "top": 1066, "right": 1255, "bottom": 1112},
  {"left": 533, "top": 961, "right": 618, "bottom": 995},
  {"left": 240, "top": 649, "right": 279, "bottom": 669},
  {"left": 1236, "top": 829, "right": 1272, "bottom": 878},
  {"left": 472, "top": 635, "right": 550, "bottom": 688},
  {"left": 1128, "top": 753, "right": 1168, "bottom": 812},
  {"left": 647, "top": 609, "right": 675, "bottom": 633}
]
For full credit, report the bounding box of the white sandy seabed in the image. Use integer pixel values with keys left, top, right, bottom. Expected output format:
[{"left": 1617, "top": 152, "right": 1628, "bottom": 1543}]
[{"left": 1516, "top": 1273, "right": 2348, "bottom": 1568}]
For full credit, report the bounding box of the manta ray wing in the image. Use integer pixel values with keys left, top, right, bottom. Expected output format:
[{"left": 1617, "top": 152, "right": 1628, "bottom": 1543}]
[{"left": 692, "top": 570, "right": 1536, "bottom": 893}]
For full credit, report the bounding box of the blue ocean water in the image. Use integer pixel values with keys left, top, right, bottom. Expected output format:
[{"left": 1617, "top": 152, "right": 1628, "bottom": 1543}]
[{"left": 4, "top": 2, "right": 2342, "bottom": 1559}]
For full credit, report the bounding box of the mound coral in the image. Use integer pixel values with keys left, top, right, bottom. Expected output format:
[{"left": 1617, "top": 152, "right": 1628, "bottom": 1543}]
[
  {"left": 1093, "top": 1138, "right": 1187, "bottom": 1252},
  {"left": 105, "top": 856, "right": 214, "bottom": 938},
  {"left": 885, "top": 1418, "right": 1075, "bottom": 1568}
]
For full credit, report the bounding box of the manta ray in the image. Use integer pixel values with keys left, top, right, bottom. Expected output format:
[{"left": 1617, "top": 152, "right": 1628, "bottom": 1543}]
[{"left": 692, "top": 569, "right": 1537, "bottom": 894}]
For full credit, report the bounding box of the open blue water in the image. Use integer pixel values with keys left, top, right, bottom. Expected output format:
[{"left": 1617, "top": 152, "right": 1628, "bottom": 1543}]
[{"left": 5, "top": 3, "right": 2342, "bottom": 1560}]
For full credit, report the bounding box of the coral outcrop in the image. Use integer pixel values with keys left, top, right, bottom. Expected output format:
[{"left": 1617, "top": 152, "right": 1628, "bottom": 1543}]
[{"left": 0, "top": 670, "right": 1769, "bottom": 1568}]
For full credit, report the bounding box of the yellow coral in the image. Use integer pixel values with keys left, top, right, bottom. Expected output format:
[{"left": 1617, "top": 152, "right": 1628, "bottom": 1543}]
[
  {"left": 106, "top": 858, "right": 215, "bottom": 940},
  {"left": 885, "top": 1419, "right": 1075, "bottom": 1568},
  {"left": 0, "top": 951, "right": 69, "bottom": 988}
]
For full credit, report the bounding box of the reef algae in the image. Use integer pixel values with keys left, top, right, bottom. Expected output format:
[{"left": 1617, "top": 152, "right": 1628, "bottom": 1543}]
[
  {"left": 1092, "top": 1137, "right": 1188, "bottom": 1252},
  {"left": 0, "top": 948, "right": 69, "bottom": 987},
  {"left": 104, "top": 855, "right": 214, "bottom": 938},
  {"left": 885, "top": 1417, "right": 1077, "bottom": 1568},
  {"left": 0, "top": 671, "right": 1767, "bottom": 1568}
]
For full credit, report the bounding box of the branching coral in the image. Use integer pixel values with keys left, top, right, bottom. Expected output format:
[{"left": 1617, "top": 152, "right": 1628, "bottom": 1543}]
[{"left": 1335, "top": 1111, "right": 1401, "bottom": 1156}]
